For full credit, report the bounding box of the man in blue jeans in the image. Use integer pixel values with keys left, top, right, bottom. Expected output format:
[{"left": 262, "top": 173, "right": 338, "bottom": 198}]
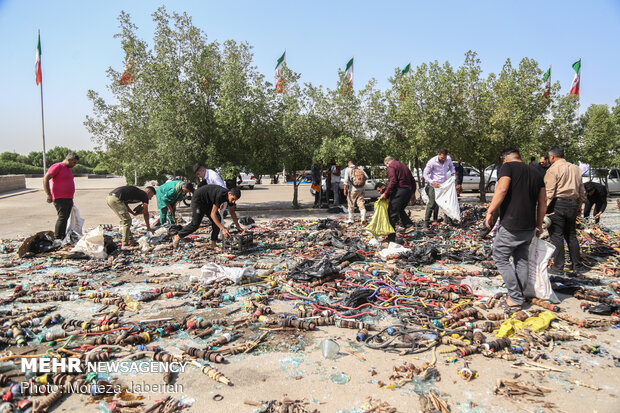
[
  {"left": 485, "top": 148, "right": 546, "bottom": 310},
  {"left": 544, "top": 146, "right": 587, "bottom": 274}
]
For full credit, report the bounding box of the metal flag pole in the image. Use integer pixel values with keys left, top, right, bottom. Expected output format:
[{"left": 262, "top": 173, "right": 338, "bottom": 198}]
[{"left": 38, "top": 30, "right": 47, "bottom": 173}]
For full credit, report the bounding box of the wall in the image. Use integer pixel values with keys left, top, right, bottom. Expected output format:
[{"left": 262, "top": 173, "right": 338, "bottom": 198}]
[{"left": 0, "top": 175, "right": 26, "bottom": 193}]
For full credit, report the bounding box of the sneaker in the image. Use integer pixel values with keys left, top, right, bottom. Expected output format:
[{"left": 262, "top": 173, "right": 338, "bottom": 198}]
[
  {"left": 361, "top": 220, "right": 367, "bottom": 226},
  {"left": 404, "top": 226, "right": 416, "bottom": 234},
  {"left": 422, "top": 221, "right": 430, "bottom": 229}
]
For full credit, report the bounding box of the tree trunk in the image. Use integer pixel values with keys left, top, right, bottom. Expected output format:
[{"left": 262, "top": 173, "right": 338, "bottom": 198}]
[
  {"left": 415, "top": 157, "right": 422, "bottom": 187},
  {"left": 478, "top": 162, "right": 487, "bottom": 203},
  {"left": 292, "top": 168, "right": 299, "bottom": 208}
]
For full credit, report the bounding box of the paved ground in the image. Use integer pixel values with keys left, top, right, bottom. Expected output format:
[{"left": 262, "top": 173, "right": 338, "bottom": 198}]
[{"left": 1, "top": 177, "right": 618, "bottom": 239}]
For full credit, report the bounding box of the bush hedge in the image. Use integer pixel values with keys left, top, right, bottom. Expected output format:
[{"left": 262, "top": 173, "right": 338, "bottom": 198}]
[
  {"left": 93, "top": 164, "right": 110, "bottom": 175},
  {"left": 0, "top": 161, "right": 42, "bottom": 175}
]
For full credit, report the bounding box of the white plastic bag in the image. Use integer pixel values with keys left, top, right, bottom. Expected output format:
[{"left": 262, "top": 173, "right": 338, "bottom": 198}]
[
  {"left": 434, "top": 176, "right": 461, "bottom": 221},
  {"left": 193, "top": 263, "right": 255, "bottom": 284},
  {"left": 61, "top": 206, "right": 85, "bottom": 245},
  {"left": 71, "top": 226, "right": 107, "bottom": 259},
  {"left": 379, "top": 242, "right": 410, "bottom": 259},
  {"left": 419, "top": 187, "right": 429, "bottom": 204},
  {"left": 66, "top": 206, "right": 84, "bottom": 236},
  {"left": 524, "top": 237, "right": 559, "bottom": 303}
]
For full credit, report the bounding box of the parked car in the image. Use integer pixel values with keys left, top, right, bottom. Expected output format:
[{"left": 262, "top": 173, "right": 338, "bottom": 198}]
[
  {"left": 238, "top": 172, "right": 256, "bottom": 189},
  {"left": 582, "top": 168, "right": 620, "bottom": 194},
  {"left": 461, "top": 166, "right": 482, "bottom": 191}
]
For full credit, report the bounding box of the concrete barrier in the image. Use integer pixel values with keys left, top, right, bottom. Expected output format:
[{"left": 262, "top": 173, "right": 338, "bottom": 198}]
[{"left": 0, "top": 175, "right": 26, "bottom": 193}]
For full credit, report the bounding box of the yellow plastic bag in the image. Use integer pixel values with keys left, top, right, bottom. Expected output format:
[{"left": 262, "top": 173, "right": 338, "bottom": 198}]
[
  {"left": 365, "top": 199, "right": 395, "bottom": 236},
  {"left": 495, "top": 311, "right": 556, "bottom": 338}
]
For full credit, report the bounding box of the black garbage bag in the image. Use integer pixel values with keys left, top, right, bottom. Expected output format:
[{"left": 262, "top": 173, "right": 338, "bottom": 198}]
[
  {"left": 314, "top": 219, "right": 341, "bottom": 230},
  {"left": 239, "top": 217, "right": 255, "bottom": 225},
  {"left": 342, "top": 288, "right": 376, "bottom": 308},
  {"left": 167, "top": 224, "right": 183, "bottom": 236},
  {"left": 322, "top": 230, "right": 367, "bottom": 251},
  {"left": 18, "top": 231, "right": 59, "bottom": 258},
  {"left": 588, "top": 303, "right": 618, "bottom": 316},
  {"left": 402, "top": 244, "right": 440, "bottom": 266},
  {"left": 335, "top": 251, "right": 364, "bottom": 265},
  {"left": 549, "top": 276, "right": 582, "bottom": 295},
  {"left": 104, "top": 235, "right": 117, "bottom": 255},
  {"left": 289, "top": 258, "right": 339, "bottom": 282}
]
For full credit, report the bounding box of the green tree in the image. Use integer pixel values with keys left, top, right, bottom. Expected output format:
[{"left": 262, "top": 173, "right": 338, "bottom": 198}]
[{"left": 580, "top": 104, "right": 618, "bottom": 187}]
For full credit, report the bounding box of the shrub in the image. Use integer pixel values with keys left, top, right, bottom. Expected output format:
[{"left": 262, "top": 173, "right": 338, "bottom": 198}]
[
  {"left": 93, "top": 164, "right": 109, "bottom": 175},
  {"left": 0, "top": 161, "right": 42, "bottom": 175},
  {"left": 72, "top": 165, "right": 94, "bottom": 174}
]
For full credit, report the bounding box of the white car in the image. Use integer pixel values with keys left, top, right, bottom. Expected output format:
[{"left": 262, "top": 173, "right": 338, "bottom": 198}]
[
  {"left": 238, "top": 172, "right": 256, "bottom": 189},
  {"left": 582, "top": 168, "right": 620, "bottom": 194}
]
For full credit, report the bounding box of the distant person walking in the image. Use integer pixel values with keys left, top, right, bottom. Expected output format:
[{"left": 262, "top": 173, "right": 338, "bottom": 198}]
[
  {"left": 43, "top": 152, "right": 79, "bottom": 239},
  {"left": 380, "top": 156, "right": 415, "bottom": 241},
  {"left": 156, "top": 181, "right": 194, "bottom": 225},
  {"left": 194, "top": 163, "right": 226, "bottom": 189},
  {"left": 544, "top": 146, "right": 587, "bottom": 274},
  {"left": 343, "top": 160, "right": 368, "bottom": 225},
  {"left": 583, "top": 181, "right": 607, "bottom": 224},
  {"left": 310, "top": 161, "right": 323, "bottom": 208},
  {"left": 106, "top": 185, "right": 155, "bottom": 247},
  {"left": 328, "top": 160, "right": 342, "bottom": 205},
  {"left": 423, "top": 148, "right": 456, "bottom": 227},
  {"left": 536, "top": 155, "right": 550, "bottom": 177},
  {"left": 485, "top": 148, "right": 546, "bottom": 310}
]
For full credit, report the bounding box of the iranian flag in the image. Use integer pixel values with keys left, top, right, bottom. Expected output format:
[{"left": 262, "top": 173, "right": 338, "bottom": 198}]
[
  {"left": 543, "top": 66, "right": 551, "bottom": 97},
  {"left": 35, "top": 32, "right": 42, "bottom": 85},
  {"left": 570, "top": 59, "right": 581, "bottom": 96},
  {"left": 345, "top": 57, "right": 354, "bottom": 88},
  {"left": 275, "top": 51, "right": 285, "bottom": 93},
  {"left": 401, "top": 63, "right": 411, "bottom": 75}
]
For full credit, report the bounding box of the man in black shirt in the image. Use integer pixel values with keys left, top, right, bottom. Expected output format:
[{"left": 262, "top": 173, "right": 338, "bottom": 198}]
[
  {"left": 485, "top": 148, "right": 546, "bottom": 310},
  {"left": 172, "top": 185, "right": 243, "bottom": 249},
  {"left": 106, "top": 186, "right": 156, "bottom": 247},
  {"left": 583, "top": 181, "right": 607, "bottom": 223}
]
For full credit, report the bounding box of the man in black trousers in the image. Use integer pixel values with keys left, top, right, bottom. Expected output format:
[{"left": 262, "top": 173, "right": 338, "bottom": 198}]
[
  {"left": 544, "top": 146, "right": 587, "bottom": 274},
  {"left": 172, "top": 185, "right": 243, "bottom": 249},
  {"left": 379, "top": 156, "right": 415, "bottom": 241},
  {"left": 583, "top": 181, "right": 607, "bottom": 223}
]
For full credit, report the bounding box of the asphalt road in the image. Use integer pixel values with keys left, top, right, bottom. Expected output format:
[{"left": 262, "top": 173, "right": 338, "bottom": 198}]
[{"left": 1, "top": 177, "right": 618, "bottom": 239}]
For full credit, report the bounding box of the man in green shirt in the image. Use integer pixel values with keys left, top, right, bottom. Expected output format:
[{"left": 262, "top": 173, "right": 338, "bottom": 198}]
[{"left": 156, "top": 181, "right": 194, "bottom": 225}]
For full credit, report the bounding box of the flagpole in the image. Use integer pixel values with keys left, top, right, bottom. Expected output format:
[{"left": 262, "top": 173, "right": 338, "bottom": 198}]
[{"left": 38, "top": 29, "right": 47, "bottom": 173}]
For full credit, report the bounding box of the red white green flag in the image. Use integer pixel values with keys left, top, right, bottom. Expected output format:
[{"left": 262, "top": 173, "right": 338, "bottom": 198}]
[
  {"left": 35, "top": 33, "right": 42, "bottom": 85},
  {"left": 120, "top": 61, "right": 134, "bottom": 85},
  {"left": 570, "top": 59, "right": 580, "bottom": 96},
  {"left": 543, "top": 66, "right": 551, "bottom": 97},
  {"left": 275, "top": 51, "right": 285, "bottom": 93},
  {"left": 344, "top": 57, "right": 354, "bottom": 88}
]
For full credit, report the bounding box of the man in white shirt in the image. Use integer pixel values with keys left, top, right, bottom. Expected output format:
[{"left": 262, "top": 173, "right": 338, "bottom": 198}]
[
  {"left": 343, "top": 160, "right": 368, "bottom": 224},
  {"left": 329, "top": 160, "right": 342, "bottom": 206},
  {"left": 193, "top": 163, "right": 227, "bottom": 189}
]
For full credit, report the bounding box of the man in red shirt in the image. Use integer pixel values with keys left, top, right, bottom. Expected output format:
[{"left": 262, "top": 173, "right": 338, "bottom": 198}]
[{"left": 43, "top": 153, "right": 79, "bottom": 239}]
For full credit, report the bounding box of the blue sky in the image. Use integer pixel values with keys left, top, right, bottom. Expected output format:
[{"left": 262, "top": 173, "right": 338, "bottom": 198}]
[{"left": 1, "top": 0, "right": 619, "bottom": 153}]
